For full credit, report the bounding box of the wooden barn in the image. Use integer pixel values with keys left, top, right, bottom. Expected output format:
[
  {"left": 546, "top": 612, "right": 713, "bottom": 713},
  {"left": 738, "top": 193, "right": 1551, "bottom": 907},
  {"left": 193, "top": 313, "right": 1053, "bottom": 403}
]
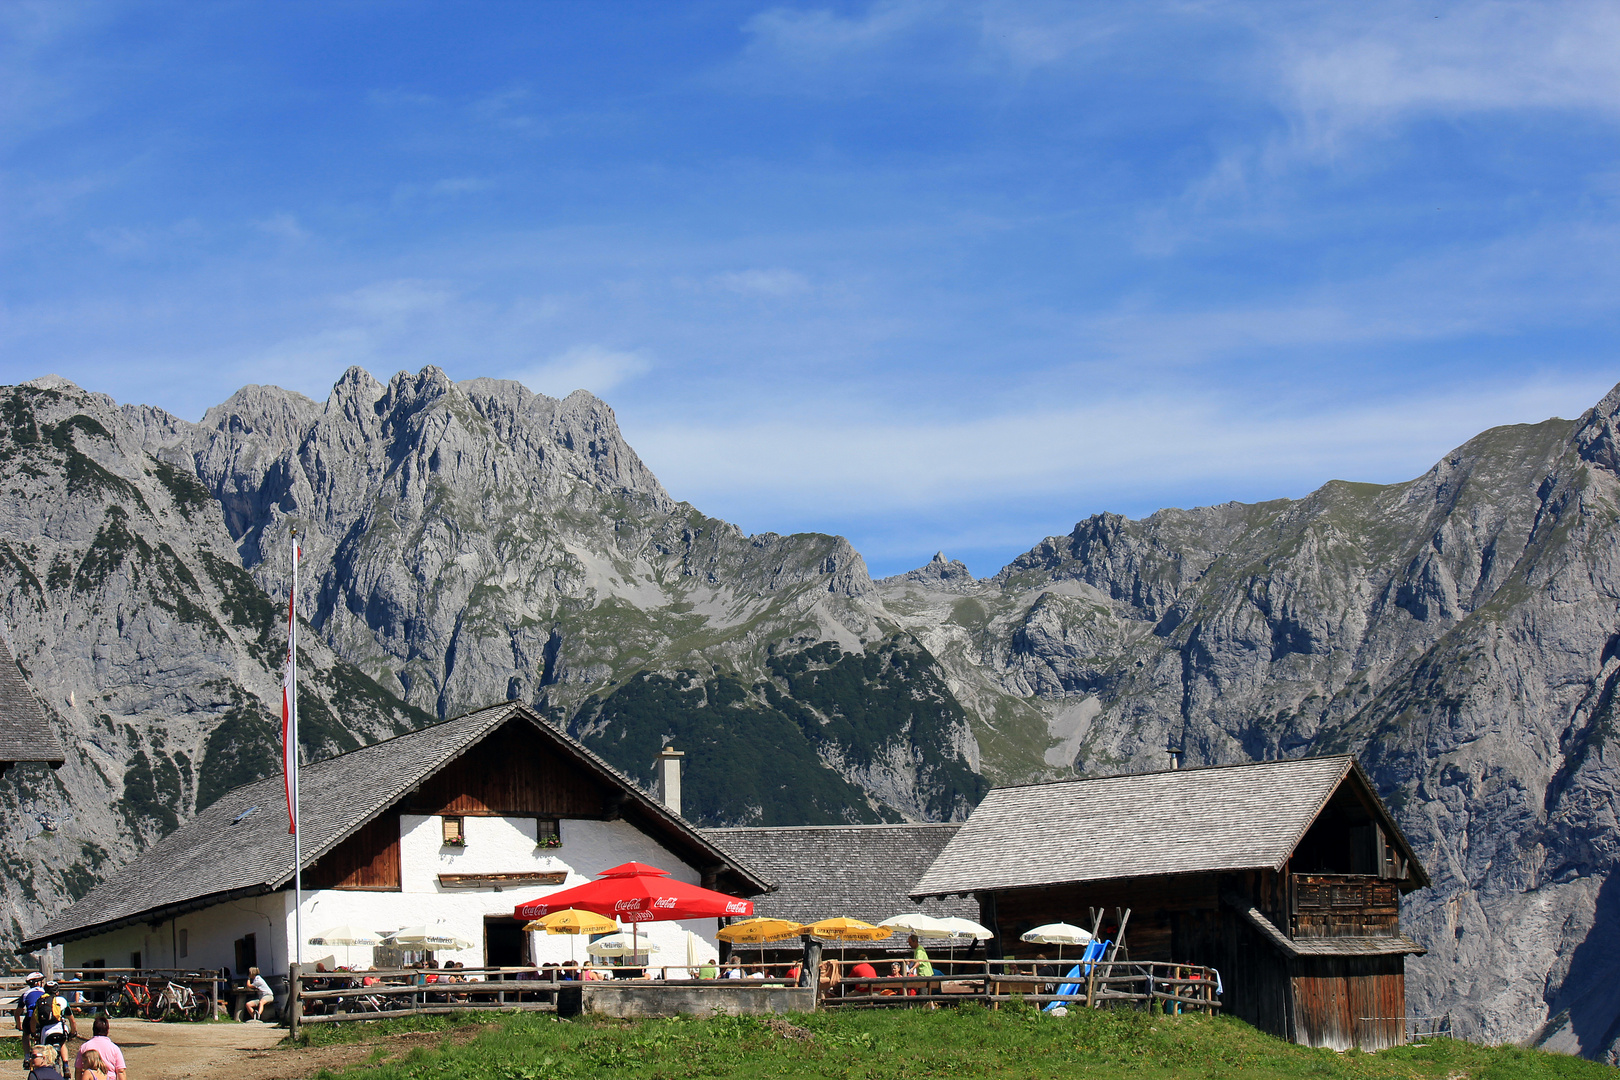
[{"left": 911, "top": 755, "right": 1429, "bottom": 1050}]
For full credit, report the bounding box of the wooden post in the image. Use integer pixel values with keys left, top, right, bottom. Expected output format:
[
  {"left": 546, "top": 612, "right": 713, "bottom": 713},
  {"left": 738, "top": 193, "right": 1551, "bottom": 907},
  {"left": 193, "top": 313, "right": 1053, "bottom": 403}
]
[
  {"left": 288, "top": 963, "right": 302, "bottom": 1037},
  {"left": 1108, "top": 908, "right": 1131, "bottom": 964},
  {"left": 801, "top": 935, "right": 822, "bottom": 1003}
]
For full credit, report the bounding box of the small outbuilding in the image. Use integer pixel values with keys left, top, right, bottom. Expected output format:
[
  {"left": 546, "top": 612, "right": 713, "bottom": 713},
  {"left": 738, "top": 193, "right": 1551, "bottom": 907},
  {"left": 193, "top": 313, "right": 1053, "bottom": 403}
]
[
  {"left": 911, "top": 755, "right": 1429, "bottom": 1050},
  {"left": 0, "top": 634, "right": 64, "bottom": 777}
]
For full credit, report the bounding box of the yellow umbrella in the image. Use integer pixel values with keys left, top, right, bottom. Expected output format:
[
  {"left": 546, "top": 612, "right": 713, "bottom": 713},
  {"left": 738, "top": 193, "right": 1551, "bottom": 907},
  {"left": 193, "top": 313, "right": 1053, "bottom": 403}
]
[
  {"left": 806, "top": 917, "right": 893, "bottom": 966},
  {"left": 805, "top": 917, "right": 892, "bottom": 942},
  {"left": 717, "top": 918, "right": 805, "bottom": 944},
  {"left": 527, "top": 909, "right": 619, "bottom": 935},
  {"left": 525, "top": 908, "right": 619, "bottom": 965}
]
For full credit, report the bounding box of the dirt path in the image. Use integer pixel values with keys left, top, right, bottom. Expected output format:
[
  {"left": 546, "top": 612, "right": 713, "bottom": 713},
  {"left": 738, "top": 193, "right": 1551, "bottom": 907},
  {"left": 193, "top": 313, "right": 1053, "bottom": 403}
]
[
  {"left": 100, "top": 1019, "right": 287, "bottom": 1078},
  {"left": 57, "top": 1019, "right": 486, "bottom": 1080}
]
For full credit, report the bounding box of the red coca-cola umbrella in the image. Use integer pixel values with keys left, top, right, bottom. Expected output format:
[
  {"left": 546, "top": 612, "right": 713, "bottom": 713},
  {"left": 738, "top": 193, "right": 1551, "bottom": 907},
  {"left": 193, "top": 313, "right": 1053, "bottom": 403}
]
[{"left": 513, "top": 861, "right": 754, "bottom": 923}]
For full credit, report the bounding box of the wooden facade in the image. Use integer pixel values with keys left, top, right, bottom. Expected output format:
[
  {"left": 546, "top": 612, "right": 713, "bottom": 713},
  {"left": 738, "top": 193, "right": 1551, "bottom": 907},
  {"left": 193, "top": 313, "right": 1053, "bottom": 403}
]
[
  {"left": 404, "top": 719, "right": 612, "bottom": 818},
  {"left": 927, "top": 758, "right": 1428, "bottom": 1052},
  {"left": 306, "top": 811, "right": 403, "bottom": 890}
]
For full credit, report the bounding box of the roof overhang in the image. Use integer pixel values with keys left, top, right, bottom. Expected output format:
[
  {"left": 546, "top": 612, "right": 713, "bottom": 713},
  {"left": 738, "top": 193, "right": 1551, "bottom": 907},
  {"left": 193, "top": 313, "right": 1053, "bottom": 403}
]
[{"left": 22, "top": 884, "right": 273, "bottom": 950}]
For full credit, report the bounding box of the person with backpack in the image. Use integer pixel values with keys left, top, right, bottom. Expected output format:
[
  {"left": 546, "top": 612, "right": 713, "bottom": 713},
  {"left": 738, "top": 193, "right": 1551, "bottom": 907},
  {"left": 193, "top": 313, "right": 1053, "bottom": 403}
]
[
  {"left": 14, "top": 972, "right": 45, "bottom": 1060},
  {"left": 34, "top": 981, "right": 78, "bottom": 1067}
]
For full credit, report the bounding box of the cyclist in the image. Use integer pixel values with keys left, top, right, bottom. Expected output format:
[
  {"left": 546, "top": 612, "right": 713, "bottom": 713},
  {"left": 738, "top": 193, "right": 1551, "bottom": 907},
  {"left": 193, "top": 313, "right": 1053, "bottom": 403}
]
[
  {"left": 13, "top": 971, "right": 45, "bottom": 1061},
  {"left": 33, "top": 980, "right": 78, "bottom": 1072}
]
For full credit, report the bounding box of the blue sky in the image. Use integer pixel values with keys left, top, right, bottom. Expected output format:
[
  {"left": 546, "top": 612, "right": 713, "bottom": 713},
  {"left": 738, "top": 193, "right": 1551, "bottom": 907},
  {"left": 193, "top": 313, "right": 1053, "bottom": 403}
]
[{"left": 4, "top": 1, "right": 1620, "bottom": 576}]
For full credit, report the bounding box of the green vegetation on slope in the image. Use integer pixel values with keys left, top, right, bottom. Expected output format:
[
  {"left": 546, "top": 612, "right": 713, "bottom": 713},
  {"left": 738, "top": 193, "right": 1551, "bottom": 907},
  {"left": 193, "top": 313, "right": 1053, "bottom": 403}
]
[
  {"left": 286, "top": 1006, "right": 1611, "bottom": 1080},
  {"left": 570, "top": 668, "right": 890, "bottom": 827},
  {"left": 569, "top": 635, "right": 986, "bottom": 826},
  {"left": 765, "top": 637, "right": 988, "bottom": 820}
]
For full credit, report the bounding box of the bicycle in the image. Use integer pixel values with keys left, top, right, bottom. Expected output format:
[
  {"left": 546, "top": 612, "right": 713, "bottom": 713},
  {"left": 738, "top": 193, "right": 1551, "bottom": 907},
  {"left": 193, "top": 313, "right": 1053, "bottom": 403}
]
[
  {"left": 110, "top": 976, "right": 155, "bottom": 1020},
  {"left": 156, "top": 980, "right": 209, "bottom": 1022},
  {"left": 38, "top": 1032, "right": 76, "bottom": 1075}
]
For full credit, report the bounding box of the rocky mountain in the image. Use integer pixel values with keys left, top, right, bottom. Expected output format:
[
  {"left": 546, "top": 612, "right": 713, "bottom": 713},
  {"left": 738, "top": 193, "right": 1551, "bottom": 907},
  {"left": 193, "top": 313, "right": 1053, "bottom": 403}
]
[{"left": 4, "top": 365, "right": 1620, "bottom": 1059}]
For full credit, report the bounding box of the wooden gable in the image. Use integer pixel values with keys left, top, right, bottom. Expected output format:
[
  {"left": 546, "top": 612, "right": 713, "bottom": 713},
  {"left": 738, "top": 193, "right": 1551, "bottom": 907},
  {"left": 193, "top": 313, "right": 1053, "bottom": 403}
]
[
  {"left": 402, "top": 717, "right": 614, "bottom": 818},
  {"left": 305, "top": 811, "right": 402, "bottom": 890}
]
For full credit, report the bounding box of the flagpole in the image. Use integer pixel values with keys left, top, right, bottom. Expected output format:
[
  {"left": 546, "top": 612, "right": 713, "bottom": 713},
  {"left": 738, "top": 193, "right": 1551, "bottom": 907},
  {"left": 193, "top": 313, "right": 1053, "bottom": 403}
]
[{"left": 290, "top": 527, "right": 303, "bottom": 971}]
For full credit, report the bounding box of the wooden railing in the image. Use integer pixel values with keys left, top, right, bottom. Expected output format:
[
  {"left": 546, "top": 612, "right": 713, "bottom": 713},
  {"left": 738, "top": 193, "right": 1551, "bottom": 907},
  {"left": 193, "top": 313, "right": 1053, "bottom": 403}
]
[
  {"left": 288, "top": 962, "right": 818, "bottom": 1033},
  {"left": 286, "top": 956, "right": 1221, "bottom": 1032},
  {"left": 2, "top": 968, "right": 228, "bottom": 1021},
  {"left": 818, "top": 958, "right": 1221, "bottom": 1013}
]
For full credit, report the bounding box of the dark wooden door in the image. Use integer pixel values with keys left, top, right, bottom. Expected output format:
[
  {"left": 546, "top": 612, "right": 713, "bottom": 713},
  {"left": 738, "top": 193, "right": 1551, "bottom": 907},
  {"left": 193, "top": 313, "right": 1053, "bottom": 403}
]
[{"left": 484, "top": 919, "right": 529, "bottom": 967}]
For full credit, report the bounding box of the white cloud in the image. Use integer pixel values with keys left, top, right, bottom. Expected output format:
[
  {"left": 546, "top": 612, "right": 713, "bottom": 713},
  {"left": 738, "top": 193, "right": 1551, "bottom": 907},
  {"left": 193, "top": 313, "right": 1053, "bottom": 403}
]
[
  {"left": 255, "top": 212, "right": 309, "bottom": 243},
  {"left": 1265, "top": 2, "right": 1620, "bottom": 150},
  {"left": 632, "top": 374, "right": 1616, "bottom": 518},
  {"left": 471, "top": 86, "right": 545, "bottom": 132},
  {"left": 710, "top": 268, "right": 811, "bottom": 296},
  {"left": 512, "top": 345, "right": 650, "bottom": 398},
  {"left": 431, "top": 177, "right": 492, "bottom": 196},
  {"left": 332, "top": 279, "right": 456, "bottom": 321},
  {"left": 743, "top": 2, "right": 932, "bottom": 61}
]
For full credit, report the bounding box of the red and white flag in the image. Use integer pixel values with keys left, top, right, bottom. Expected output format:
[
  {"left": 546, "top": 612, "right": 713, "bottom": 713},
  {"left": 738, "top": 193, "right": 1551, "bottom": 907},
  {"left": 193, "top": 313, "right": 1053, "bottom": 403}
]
[{"left": 282, "top": 536, "right": 301, "bottom": 835}]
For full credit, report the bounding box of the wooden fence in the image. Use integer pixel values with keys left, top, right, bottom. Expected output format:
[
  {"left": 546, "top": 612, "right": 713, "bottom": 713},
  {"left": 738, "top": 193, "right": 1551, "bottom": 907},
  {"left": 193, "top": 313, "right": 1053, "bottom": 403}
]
[
  {"left": 818, "top": 958, "right": 1221, "bottom": 1013},
  {"left": 289, "top": 966, "right": 561, "bottom": 1034},
  {"left": 286, "top": 956, "right": 1219, "bottom": 1034},
  {"left": 3, "top": 968, "right": 229, "bottom": 1021}
]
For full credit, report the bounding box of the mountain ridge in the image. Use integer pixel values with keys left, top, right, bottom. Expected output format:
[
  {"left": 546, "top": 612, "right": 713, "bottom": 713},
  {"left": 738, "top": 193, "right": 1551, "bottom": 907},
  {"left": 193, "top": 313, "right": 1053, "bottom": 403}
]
[{"left": 2, "top": 369, "right": 1620, "bottom": 1058}]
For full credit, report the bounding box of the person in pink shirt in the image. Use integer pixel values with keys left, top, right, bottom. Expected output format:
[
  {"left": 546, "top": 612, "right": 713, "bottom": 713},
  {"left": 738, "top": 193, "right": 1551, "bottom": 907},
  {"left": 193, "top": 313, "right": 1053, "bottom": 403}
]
[{"left": 74, "top": 1016, "right": 126, "bottom": 1080}]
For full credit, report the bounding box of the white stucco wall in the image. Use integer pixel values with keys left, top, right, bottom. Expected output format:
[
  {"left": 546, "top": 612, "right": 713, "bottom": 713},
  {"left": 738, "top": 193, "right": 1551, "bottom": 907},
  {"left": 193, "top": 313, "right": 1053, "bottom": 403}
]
[
  {"left": 64, "top": 814, "right": 724, "bottom": 977},
  {"left": 62, "top": 892, "right": 287, "bottom": 976}
]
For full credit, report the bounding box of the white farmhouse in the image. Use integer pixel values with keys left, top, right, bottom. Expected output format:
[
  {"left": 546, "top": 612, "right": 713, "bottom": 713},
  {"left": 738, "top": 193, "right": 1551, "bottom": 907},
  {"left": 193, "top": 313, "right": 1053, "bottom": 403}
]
[{"left": 24, "top": 702, "right": 768, "bottom": 978}]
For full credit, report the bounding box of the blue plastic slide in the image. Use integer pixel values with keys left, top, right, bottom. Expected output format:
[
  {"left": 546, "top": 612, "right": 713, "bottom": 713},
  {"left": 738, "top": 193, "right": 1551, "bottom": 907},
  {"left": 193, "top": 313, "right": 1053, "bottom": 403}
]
[{"left": 1044, "top": 939, "right": 1109, "bottom": 1011}]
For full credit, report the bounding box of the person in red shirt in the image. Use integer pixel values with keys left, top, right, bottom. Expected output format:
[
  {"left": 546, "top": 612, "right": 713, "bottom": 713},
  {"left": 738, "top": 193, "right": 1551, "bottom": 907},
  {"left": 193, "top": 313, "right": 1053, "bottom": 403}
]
[{"left": 848, "top": 961, "right": 877, "bottom": 995}]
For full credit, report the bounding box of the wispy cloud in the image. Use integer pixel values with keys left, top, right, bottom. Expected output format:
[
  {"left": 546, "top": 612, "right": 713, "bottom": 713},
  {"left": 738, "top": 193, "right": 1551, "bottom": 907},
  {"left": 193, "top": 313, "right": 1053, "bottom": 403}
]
[
  {"left": 512, "top": 345, "right": 650, "bottom": 399},
  {"left": 1270, "top": 2, "right": 1620, "bottom": 142},
  {"left": 254, "top": 212, "right": 309, "bottom": 243},
  {"left": 709, "top": 268, "right": 811, "bottom": 297},
  {"left": 633, "top": 374, "right": 1615, "bottom": 525}
]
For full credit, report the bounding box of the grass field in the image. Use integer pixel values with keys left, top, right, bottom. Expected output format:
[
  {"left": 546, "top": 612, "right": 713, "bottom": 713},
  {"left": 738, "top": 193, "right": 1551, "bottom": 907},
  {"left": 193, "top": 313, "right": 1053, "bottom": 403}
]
[{"left": 285, "top": 1005, "right": 1615, "bottom": 1080}]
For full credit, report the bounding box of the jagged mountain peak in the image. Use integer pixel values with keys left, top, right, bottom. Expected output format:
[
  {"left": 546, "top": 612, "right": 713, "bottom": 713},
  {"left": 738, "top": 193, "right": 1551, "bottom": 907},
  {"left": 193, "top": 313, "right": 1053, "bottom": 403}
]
[{"left": 880, "top": 550, "right": 976, "bottom": 593}]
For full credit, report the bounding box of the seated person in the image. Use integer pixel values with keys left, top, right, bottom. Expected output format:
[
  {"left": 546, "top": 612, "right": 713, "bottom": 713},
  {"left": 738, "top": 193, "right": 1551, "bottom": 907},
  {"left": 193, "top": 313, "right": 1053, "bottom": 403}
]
[
  {"left": 698, "top": 959, "right": 718, "bottom": 980},
  {"left": 878, "top": 962, "right": 904, "bottom": 996},
  {"left": 847, "top": 962, "right": 878, "bottom": 995},
  {"left": 244, "top": 968, "right": 274, "bottom": 1021}
]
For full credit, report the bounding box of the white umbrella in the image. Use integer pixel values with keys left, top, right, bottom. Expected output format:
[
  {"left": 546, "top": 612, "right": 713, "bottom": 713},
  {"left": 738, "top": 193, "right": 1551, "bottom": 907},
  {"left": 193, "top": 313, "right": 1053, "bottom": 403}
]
[
  {"left": 1020, "top": 922, "right": 1093, "bottom": 966},
  {"left": 586, "top": 932, "right": 662, "bottom": 962},
  {"left": 308, "top": 926, "right": 381, "bottom": 946},
  {"left": 935, "top": 917, "right": 993, "bottom": 941},
  {"left": 879, "top": 912, "right": 955, "bottom": 939},
  {"left": 308, "top": 926, "right": 381, "bottom": 969},
  {"left": 386, "top": 927, "right": 476, "bottom": 951},
  {"left": 933, "top": 916, "right": 994, "bottom": 969}
]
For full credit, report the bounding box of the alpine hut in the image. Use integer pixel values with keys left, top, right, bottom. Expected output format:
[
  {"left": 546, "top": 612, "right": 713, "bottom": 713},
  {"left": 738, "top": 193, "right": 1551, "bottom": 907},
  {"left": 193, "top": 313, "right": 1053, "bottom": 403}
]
[
  {"left": 24, "top": 702, "right": 767, "bottom": 989},
  {"left": 911, "top": 755, "right": 1428, "bottom": 1050}
]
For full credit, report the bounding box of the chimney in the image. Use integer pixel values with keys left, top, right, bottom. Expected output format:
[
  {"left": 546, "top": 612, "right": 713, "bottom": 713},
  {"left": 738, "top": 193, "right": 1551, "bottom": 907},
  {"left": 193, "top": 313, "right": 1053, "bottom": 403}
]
[{"left": 654, "top": 747, "right": 684, "bottom": 817}]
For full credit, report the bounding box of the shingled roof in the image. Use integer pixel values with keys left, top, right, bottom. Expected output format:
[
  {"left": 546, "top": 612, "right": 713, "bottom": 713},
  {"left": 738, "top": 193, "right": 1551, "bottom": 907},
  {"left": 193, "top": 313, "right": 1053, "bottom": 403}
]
[
  {"left": 704, "top": 824, "right": 978, "bottom": 931},
  {"left": 26, "top": 701, "right": 769, "bottom": 947},
  {"left": 912, "top": 755, "right": 1428, "bottom": 898},
  {"left": 0, "top": 634, "right": 63, "bottom": 774}
]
